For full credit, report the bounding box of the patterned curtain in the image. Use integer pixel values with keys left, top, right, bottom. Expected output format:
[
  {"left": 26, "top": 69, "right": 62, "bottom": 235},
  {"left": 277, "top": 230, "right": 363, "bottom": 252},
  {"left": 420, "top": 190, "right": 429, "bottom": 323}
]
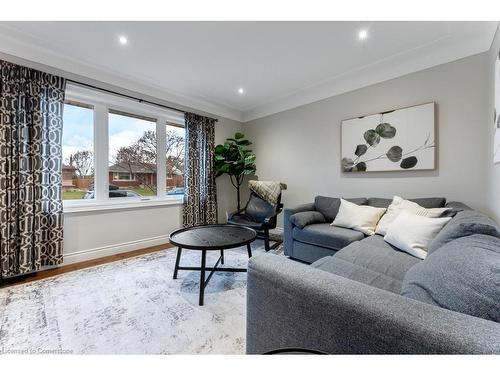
[
  {"left": 0, "top": 60, "right": 66, "bottom": 278},
  {"left": 183, "top": 112, "right": 217, "bottom": 227}
]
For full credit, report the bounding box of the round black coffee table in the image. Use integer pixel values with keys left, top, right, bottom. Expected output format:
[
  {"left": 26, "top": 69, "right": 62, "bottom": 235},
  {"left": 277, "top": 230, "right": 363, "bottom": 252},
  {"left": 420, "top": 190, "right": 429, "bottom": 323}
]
[{"left": 169, "top": 224, "right": 257, "bottom": 306}]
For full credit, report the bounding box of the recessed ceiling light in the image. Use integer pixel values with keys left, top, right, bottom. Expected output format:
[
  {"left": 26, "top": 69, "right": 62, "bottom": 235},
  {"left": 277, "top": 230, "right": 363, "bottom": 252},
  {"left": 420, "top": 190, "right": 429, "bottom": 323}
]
[
  {"left": 358, "top": 29, "right": 368, "bottom": 41},
  {"left": 118, "top": 35, "right": 128, "bottom": 45},
  {"left": 238, "top": 88, "right": 245, "bottom": 95}
]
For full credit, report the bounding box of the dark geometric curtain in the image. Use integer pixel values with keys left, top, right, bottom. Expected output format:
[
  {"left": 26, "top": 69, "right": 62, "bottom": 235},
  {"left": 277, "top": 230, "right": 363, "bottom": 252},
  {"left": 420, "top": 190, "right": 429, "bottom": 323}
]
[
  {"left": 183, "top": 112, "right": 217, "bottom": 227},
  {"left": 0, "top": 60, "right": 66, "bottom": 278}
]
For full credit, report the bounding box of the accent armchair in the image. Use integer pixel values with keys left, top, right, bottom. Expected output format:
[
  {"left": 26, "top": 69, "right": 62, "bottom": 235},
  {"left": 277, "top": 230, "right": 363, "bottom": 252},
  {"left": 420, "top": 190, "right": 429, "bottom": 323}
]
[{"left": 227, "top": 192, "right": 283, "bottom": 251}]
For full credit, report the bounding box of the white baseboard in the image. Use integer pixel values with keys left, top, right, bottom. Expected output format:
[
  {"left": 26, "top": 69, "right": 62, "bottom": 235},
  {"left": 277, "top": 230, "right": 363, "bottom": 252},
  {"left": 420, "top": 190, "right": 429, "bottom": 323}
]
[{"left": 63, "top": 235, "right": 171, "bottom": 265}]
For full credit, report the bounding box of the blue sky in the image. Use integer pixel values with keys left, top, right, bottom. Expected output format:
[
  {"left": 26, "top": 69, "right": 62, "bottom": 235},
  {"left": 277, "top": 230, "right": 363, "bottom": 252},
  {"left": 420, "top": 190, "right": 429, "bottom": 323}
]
[
  {"left": 62, "top": 103, "right": 184, "bottom": 166},
  {"left": 62, "top": 104, "right": 94, "bottom": 165}
]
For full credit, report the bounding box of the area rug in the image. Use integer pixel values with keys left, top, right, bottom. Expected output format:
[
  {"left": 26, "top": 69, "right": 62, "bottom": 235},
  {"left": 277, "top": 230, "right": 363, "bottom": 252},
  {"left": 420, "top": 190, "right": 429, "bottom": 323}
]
[{"left": 0, "top": 240, "right": 280, "bottom": 354}]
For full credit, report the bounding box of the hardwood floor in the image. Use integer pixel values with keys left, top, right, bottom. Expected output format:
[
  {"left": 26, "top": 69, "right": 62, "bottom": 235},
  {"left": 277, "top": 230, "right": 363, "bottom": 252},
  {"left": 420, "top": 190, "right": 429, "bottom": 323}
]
[{"left": 0, "top": 243, "right": 174, "bottom": 288}]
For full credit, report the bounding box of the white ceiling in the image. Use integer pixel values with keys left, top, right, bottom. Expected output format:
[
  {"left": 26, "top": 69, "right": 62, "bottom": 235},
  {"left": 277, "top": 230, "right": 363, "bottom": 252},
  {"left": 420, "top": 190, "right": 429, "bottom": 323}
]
[{"left": 0, "top": 21, "right": 497, "bottom": 122}]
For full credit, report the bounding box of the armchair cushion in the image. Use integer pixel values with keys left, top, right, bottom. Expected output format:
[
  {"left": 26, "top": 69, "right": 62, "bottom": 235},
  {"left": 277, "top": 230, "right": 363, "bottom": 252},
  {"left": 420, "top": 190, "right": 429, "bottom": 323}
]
[
  {"left": 227, "top": 214, "right": 264, "bottom": 230},
  {"left": 289, "top": 211, "right": 326, "bottom": 229},
  {"left": 245, "top": 193, "right": 276, "bottom": 223}
]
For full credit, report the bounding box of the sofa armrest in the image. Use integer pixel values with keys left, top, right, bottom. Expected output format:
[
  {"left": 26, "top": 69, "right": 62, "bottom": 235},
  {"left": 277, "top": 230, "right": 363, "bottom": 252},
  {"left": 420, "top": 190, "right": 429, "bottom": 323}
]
[
  {"left": 246, "top": 254, "right": 500, "bottom": 354},
  {"left": 283, "top": 203, "right": 315, "bottom": 256}
]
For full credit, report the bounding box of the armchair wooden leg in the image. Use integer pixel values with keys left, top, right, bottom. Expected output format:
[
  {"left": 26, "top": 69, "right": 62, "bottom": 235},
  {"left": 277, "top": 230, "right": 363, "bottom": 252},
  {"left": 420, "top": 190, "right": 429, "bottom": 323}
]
[{"left": 264, "top": 228, "right": 270, "bottom": 252}]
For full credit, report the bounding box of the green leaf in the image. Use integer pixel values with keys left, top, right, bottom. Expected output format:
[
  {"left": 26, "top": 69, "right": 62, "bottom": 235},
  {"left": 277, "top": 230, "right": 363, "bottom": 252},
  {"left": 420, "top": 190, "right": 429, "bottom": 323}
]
[
  {"left": 375, "top": 123, "right": 396, "bottom": 139},
  {"left": 400, "top": 156, "right": 418, "bottom": 169},
  {"left": 243, "top": 167, "right": 256, "bottom": 175},
  {"left": 218, "top": 164, "right": 230, "bottom": 173},
  {"left": 355, "top": 144, "right": 368, "bottom": 157},
  {"left": 354, "top": 162, "right": 367, "bottom": 172},
  {"left": 213, "top": 134, "right": 256, "bottom": 180},
  {"left": 342, "top": 158, "right": 355, "bottom": 172},
  {"left": 386, "top": 146, "right": 402, "bottom": 162},
  {"left": 236, "top": 139, "right": 252, "bottom": 146},
  {"left": 364, "top": 130, "right": 380, "bottom": 147}
]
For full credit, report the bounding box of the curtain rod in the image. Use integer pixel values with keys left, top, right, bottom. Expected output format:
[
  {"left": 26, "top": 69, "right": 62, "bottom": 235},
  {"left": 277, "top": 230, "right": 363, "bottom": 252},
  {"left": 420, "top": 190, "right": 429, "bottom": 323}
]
[{"left": 66, "top": 79, "right": 219, "bottom": 122}]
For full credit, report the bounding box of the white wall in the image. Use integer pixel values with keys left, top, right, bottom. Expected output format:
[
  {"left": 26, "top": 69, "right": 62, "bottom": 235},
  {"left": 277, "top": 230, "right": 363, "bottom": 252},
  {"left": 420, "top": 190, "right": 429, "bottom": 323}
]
[
  {"left": 244, "top": 53, "right": 491, "bottom": 226},
  {"left": 487, "top": 26, "right": 500, "bottom": 222}
]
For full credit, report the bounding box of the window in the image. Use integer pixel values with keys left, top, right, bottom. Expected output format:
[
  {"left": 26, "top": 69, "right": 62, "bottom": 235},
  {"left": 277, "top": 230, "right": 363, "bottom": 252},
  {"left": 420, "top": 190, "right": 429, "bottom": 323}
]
[
  {"left": 113, "top": 172, "right": 135, "bottom": 181},
  {"left": 165, "top": 123, "right": 185, "bottom": 196},
  {"left": 62, "top": 84, "right": 185, "bottom": 210},
  {"left": 61, "top": 102, "right": 94, "bottom": 200},
  {"left": 109, "top": 111, "right": 157, "bottom": 198}
]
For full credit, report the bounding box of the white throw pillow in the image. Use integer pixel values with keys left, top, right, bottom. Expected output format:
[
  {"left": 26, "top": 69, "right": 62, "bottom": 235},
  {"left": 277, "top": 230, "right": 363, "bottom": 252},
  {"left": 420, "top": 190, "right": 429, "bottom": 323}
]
[
  {"left": 375, "top": 196, "right": 450, "bottom": 236},
  {"left": 384, "top": 211, "right": 452, "bottom": 259},
  {"left": 331, "top": 199, "right": 386, "bottom": 236}
]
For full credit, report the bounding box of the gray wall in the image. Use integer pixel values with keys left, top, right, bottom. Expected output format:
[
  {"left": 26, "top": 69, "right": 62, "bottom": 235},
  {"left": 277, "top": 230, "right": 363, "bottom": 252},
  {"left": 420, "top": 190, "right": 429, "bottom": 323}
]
[
  {"left": 487, "top": 26, "right": 500, "bottom": 222},
  {"left": 244, "top": 53, "right": 491, "bottom": 226}
]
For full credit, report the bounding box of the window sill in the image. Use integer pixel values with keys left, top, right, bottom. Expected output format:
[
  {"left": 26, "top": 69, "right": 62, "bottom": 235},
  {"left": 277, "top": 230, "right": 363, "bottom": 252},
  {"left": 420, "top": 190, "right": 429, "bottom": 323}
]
[{"left": 63, "top": 197, "right": 183, "bottom": 214}]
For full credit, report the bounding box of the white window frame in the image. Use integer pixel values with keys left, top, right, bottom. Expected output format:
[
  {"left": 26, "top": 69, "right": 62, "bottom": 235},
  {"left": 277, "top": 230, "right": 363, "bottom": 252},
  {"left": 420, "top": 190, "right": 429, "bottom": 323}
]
[{"left": 63, "top": 84, "right": 185, "bottom": 213}]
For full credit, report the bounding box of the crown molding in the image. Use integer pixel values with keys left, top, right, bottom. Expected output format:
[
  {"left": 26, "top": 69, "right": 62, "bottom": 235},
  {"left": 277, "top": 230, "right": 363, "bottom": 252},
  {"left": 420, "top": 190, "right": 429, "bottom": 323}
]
[
  {"left": 0, "top": 27, "right": 244, "bottom": 122},
  {"left": 0, "top": 22, "right": 497, "bottom": 124},
  {"left": 241, "top": 22, "right": 498, "bottom": 122}
]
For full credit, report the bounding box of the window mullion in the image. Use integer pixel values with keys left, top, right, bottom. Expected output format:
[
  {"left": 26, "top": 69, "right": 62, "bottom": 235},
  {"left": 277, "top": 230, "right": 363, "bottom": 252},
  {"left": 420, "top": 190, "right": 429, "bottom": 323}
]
[
  {"left": 94, "top": 103, "right": 109, "bottom": 202},
  {"left": 156, "top": 117, "right": 167, "bottom": 198}
]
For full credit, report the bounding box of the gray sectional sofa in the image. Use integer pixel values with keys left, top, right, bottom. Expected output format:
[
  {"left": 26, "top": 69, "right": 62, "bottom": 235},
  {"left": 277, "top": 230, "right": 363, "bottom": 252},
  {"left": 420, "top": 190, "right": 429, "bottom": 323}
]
[{"left": 246, "top": 196, "right": 500, "bottom": 354}]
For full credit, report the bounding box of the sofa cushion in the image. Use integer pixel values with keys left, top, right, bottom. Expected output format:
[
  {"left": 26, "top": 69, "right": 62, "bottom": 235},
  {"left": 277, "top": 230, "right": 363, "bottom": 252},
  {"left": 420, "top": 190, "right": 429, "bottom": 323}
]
[
  {"left": 445, "top": 201, "right": 472, "bottom": 212},
  {"left": 311, "top": 235, "right": 421, "bottom": 293},
  {"left": 314, "top": 196, "right": 367, "bottom": 222},
  {"left": 375, "top": 196, "right": 450, "bottom": 236},
  {"left": 290, "top": 211, "right": 326, "bottom": 229},
  {"left": 384, "top": 211, "right": 452, "bottom": 259},
  {"left": 366, "top": 197, "right": 393, "bottom": 208},
  {"left": 409, "top": 197, "right": 446, "bottom": 208},
  {"left": 367, "top": 197, "right": 446, "bottom": 209},
  {"left": 401, "top": 234, "right": 500, "bottom": 323},
  {"left": 332, "top": 199, "right": 386, "bottom": 236},
  {"left": 428, "top": 210, "right": 500, "bottom": 254},
  {"left": 293, "top": 223, "right": 364, "bottom": 251}
]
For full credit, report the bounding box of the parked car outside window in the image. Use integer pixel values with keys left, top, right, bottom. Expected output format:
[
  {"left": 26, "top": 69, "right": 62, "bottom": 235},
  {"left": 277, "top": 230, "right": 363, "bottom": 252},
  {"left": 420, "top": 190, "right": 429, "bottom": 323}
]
[{"left": 83, "top": 190, "right": 142, "bottom": 199}]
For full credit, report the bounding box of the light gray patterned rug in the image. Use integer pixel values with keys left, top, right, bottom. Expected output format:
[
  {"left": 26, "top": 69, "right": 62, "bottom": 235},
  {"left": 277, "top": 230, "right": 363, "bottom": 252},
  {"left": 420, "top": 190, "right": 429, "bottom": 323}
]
[{"left": 0, "top": 240, "right": 281, "bottom": 354}]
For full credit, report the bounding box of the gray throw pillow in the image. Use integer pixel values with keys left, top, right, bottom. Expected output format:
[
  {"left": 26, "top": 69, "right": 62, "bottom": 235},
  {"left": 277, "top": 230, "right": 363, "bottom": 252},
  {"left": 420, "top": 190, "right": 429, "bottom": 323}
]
[
  {"left": 401, "top": 234, "right": 500, "bottom": 323},
  {"left": 290, "top": 211, "right": 326, "bottom": 229},
  {"left": 428, "top": 210, "right": 500, "bottom": 254}
]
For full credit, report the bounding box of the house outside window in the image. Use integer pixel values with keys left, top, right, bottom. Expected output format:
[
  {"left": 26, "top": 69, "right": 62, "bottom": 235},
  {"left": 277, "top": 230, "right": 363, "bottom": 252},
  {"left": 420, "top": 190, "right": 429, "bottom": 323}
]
[
  {"left": 112, "top": 172, "right": 135, "bottom": 181},
  {"left": 62, "top": 84, "right": 186, "bottom": 211}
]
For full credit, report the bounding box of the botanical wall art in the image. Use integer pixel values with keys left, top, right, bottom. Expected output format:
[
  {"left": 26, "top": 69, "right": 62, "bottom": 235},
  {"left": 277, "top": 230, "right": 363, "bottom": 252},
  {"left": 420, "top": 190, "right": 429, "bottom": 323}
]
[
  {"left": 341, "top": 102, "right": 435, "bottom": 172},
  {"left": 494, "top": 51, "right": 500, "bottom": 164}
]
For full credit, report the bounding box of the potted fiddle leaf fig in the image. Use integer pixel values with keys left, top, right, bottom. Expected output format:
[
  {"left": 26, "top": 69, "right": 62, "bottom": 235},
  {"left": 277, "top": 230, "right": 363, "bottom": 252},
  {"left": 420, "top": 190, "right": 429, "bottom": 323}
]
[{"left": 214, "top": 132, "right": 256, "bottom": 210}]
